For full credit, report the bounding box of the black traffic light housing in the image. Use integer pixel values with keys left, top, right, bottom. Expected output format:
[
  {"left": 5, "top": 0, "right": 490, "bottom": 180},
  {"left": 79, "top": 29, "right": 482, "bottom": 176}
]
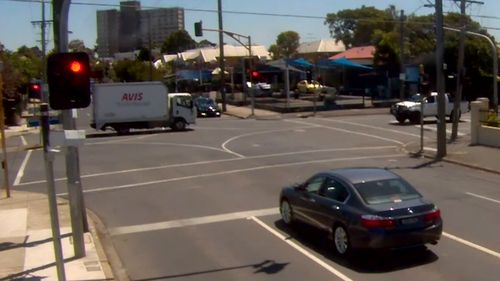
[
  {"left": 194, "top": 21, "right": 203, "bottom": 37},
  {"left": 28, "top": 80, "right": 42, "bottom": 100},
  {"left": 47, "top": 52, "right": 91, "bottom": 110}
]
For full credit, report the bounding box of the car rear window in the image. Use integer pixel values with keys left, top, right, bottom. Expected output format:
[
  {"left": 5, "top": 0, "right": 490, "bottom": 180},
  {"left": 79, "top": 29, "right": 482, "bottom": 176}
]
[{"left": 354, "top": 178, "right": 422, "bottom": 205}]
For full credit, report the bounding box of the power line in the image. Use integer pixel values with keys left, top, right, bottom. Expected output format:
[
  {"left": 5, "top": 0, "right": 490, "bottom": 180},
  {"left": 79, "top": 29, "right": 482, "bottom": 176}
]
[{"left": 4, "top": 0, "right": 500, "bottom": 31}]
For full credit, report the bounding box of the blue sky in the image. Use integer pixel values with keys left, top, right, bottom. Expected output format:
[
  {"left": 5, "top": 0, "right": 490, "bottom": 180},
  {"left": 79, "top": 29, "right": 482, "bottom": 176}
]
[{"left": 1, "top": 0, "right": 500, "bottom": 52}]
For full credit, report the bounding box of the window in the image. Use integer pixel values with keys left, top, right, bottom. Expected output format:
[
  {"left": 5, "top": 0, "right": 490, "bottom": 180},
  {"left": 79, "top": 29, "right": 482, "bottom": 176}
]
[
  {"left": 304, "top": 176, "right": 325, "bottom": 194},
  {"left": 426, "top": 96, "right": 435, "bottom": 103},
  {"left": 176, "top": 96, "right": 193, "bottom": 108},
  {"left": 321, "top": 177, "right": 349, "bottom": 202},
  {"left": 354, "top": 178, "right": 421, "bottom": 205}
]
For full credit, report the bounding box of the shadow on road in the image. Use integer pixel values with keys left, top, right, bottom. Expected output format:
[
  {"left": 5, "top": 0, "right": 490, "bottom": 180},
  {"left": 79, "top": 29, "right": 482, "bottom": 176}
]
[
  {"left": 273, "top": 219, "right": 438, "bottom": 273},
  {"left": 131, "top": 259, "right": 289, "bottom": 280}
]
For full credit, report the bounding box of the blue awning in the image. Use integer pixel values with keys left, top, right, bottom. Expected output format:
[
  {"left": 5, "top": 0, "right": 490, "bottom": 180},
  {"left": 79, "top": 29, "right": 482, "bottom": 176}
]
[
  {"left": 288, "top": 58, "right": 314, "bottom": 69},
  {"left": 330, "top": 57, "right": 373, "bottom": 70}
]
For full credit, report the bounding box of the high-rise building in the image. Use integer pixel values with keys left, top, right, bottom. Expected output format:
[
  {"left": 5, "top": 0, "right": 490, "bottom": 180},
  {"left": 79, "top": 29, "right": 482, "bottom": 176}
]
[
  {"left": 96, "top": 1, "right": 184, "bottom": 58},
  {"left": 96, "top": 9, "right": 120, "bottom": 58},
  {"left": 140, "top": 8, "right": 184, "bottom": 50}
]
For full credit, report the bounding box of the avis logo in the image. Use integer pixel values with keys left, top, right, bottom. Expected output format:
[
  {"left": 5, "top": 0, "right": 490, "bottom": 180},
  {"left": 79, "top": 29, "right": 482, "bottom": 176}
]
[{"left": 121, "top": 93, "right": 143, "bottom": 101}]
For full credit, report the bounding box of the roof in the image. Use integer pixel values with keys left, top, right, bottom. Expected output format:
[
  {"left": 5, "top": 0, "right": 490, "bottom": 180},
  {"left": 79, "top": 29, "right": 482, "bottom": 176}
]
[
  {"left": 162, "top": 45, "right": 271, "bottom": 64},
  {"left": 329, "top": 45, "right": 375, "bottom": 60},
  {"left": 297, "top": 39, "right": 345, "bottom": 54},
  {"left": 329, "top": 168, "right": 399, "bottom": 184}
]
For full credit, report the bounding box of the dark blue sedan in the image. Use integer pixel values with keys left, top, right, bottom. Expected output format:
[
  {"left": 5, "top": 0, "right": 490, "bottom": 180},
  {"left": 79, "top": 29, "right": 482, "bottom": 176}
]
[{"left": 279, "top": 168, "right": 442, "bottom": 256}]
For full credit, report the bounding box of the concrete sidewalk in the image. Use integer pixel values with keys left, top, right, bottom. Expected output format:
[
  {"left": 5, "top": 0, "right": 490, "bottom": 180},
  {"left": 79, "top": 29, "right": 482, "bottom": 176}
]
[{"left": 0, "top": 190, "right": 114, "bottom": 281}]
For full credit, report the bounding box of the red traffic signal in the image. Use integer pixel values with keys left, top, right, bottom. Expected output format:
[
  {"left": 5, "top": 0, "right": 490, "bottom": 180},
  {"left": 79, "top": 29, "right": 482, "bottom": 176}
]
[
  {"left": 47, "top": 52, "right": 91, "bottom": 110},
  {"left": 28, "top": 81, "right": 42, "bottom": 100},
  {"left": 251, "top": 71, "right": 260, "bottom": 78}
]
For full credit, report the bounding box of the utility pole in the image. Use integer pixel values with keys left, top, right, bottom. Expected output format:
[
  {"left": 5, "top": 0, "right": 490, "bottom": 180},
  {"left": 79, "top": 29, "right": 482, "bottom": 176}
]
[
  {"left": 53, "top": 0, "right": 87, "bottom": 260},
  {"left": 435, "top": 0, "right": 447, "bottom": 158},
  {"left": 451, "top": 0, "right": 484, "bottom": 141},
  {"left": 399, "top": 9, "right": 406, "bottom": 101},
  {"left": 217, "top": 0, "right": 226, "bottom": 112}
]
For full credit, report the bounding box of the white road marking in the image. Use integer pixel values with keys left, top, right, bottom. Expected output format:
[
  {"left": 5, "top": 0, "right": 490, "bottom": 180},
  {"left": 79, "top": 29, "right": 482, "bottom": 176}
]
[
  {"left": 250, "top": 216, "right": 354, "bottom": 281},
  {"left": 115, "top": 141, "right": 231, "bottom": 155},
  {"left": 443, "top": 232, "right": 500, "bottom": 259},
  {"left": 21, "top": 135, "right": 28, "bottom": 146},
  {"left": 319, "top": 118, "right": 426, "bottom": 138},
  {"left": 18, "top": 146, "right": 397, "bottom": 186},
  {"left": 416, "top": 125, "right": 466, "bottom": 137},
  {"left": 58, "top": 154, "right": 405, "bottom": 195},
  {"left": 109, "top": 208, "right": 279, "bottom": 236},
  {"left": 466, "top": 192, "right": 500, "bottom": 205},
  {"left": 14, "top": 136, "right": 32, "bottom": 186},
  {"left": 286, "top": 119, "right": 405, "bottom": 145},
  {"left": 221, "top": 125, "right": 315, "bottom": 158}
]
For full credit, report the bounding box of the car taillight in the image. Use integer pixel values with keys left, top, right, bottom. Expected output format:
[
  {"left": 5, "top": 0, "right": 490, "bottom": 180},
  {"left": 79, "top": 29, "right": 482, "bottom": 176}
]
[
  {"left": 361, "top": 215, "right": 396, "bottom": 229},
  {"left": 423, "top": 209, "right": 441, "bottom": 222}
]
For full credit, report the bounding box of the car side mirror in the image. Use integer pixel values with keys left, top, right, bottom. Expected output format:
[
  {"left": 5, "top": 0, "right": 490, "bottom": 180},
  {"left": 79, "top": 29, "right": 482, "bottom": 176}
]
[{"left": 293, "top": 183, "right": 306, "bottom": 191}]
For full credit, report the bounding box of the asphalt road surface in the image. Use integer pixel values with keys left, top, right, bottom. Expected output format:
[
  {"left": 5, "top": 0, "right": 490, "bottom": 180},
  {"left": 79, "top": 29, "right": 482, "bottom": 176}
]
[{"left": 9, "top": 111, "right": 500, "bottom": 281}]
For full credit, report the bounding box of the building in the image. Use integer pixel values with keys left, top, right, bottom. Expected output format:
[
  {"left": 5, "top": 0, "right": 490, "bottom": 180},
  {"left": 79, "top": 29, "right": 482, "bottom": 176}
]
[
  {"left": 297, "top": 39, "right": 345, "bottom": 63},
  {"left": 97, "top": 1, "right": 184, "bottom": 58},
  {"left": 329, "top": 45, "right": 375, "bottom": 66},
  {"left": 140, "top": 8, "right": 184, "bottom": 50}
]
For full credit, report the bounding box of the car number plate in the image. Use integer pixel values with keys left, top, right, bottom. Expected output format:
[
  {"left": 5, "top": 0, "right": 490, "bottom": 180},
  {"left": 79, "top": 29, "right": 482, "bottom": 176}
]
[{"left": 401, "top": 217, "right": 419, "bottom": 225}]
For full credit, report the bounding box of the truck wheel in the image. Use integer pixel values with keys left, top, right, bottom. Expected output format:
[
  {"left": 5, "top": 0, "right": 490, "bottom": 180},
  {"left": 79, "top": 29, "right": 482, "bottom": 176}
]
[
  {"left": 171, "top": 119, "right": 186, "bottom": 131},
  {"left": 113, "top": 126, "right": 129, "bottom": 135},
  {"left": 396, "top": 116, "right": 406, "bottom": 124},
  {"left": 409, "top": 112, "right": 421, "bottom": 124}
]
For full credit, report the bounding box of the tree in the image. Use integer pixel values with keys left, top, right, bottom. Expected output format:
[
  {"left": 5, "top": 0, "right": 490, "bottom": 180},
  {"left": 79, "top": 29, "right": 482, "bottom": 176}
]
[
  {"left": 161, "top": 30, "right": 196, "bottom": 54},
  {"left": 111, "top": 59, "right": 165, "bottom": 82},
  {"left": 137, "top": 47, "right": 152, "bottom": 62},
  {"left": 325, "top": 5, "right": 396, "bottom": 48},
  {"left": 269, "top": 31, "right": 300, "bottom": 59},
  {"left": 197, "top": 39, "right": 216, "bottom": 48}
]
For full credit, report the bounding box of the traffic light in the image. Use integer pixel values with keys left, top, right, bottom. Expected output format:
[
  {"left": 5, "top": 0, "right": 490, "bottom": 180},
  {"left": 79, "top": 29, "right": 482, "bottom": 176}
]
[
  {"left": 47, "top": 52, "right": 91, "bottom": 110},
  {"left": 251, "top": 71, "right": 260, "bottom": 79},
  {"left": 194, "top": 21, "right": 203, "bottom": 37},
  {"left": 28, "top": 81, "right": 42, "bottom": 100}
]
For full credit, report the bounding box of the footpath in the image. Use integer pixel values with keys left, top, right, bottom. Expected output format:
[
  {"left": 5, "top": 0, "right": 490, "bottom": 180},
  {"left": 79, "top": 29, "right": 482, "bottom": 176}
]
[{"left": 0, "top": 105, "right": 498, "bottom": 281}]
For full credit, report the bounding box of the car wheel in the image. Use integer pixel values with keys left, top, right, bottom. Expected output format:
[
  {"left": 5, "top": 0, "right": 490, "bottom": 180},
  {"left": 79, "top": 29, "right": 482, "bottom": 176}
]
[
  {"left": 396, "top": 116, "right": 406, "bottom": 124},
  {"left": 333, "top": 225, "right": 350, "bottom": 256},
  {"left": 280, "top": 200, "right": 294, "bottom": 225}
]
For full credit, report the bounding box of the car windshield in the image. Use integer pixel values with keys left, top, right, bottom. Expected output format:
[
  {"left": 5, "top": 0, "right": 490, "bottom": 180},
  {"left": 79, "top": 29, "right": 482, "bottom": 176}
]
[
  {"left": 196, "top": 98, "right": 216, "bottom": 106},
  {"left": 354, "top": 178, "right": 422, "bottom": 205}
]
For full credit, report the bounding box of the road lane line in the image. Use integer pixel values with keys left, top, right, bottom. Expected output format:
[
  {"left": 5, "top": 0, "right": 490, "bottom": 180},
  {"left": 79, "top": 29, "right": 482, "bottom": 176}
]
[
  {"left": 250, "top": 216, "right": 354, "bottom": 281},
  {"left": 319, "top": 118, "right": 426, "bottom": 138},
  {"left": 109, "top": 208, "right": 279, "bottom": 236},
  {"left": 286, "top": 119, "right": 405, "bottom": 145},
  {"left": 221, "top": 125, "right": 316, "bottom": 158},
  {"left": 18, "top": 146, "right": 397, "bottom": 186},
  {"left": 62, "top": 154, "right": 405, "bottom": 195},
  {"left": 14, "top": 136, "right": 32, "bottom": 186},
  {"left": 466, "top": 192, "right": 500, "bottom": 205},
  {"left": 443, "top": 232, "right": 500, "bottom": 259}
]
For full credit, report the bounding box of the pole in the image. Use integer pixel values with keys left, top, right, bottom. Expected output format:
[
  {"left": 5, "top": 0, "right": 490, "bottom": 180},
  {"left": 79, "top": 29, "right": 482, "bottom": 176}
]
[
  {"left": 217, "top": 0, "right": 226, "bottom": 112},
  {"left": 399, "top": 9, "right": 406, "bottom": 101},
  {"left": 435, "top": 0, "right": 447, "bottom": 158},
  {"left": 41, "top": 103, "right": 66, "bottom": 281},
  {"left": 0, "top": 60, "right": 10, "bottom": 198},
  {"left": 451, "top": 0, "right": 466, "bottom": 141},
  {"left": 148, "top": 12, "right": 153, "bottom": 81},
  {"left": 41, "top": 1, "right": 47, "bottom": 86},
  {"left": 53, "top": 0, "right": 87, "bottom": 258},
  {"left": 249, "top": 36, "right": 254, "bottom": 116}
]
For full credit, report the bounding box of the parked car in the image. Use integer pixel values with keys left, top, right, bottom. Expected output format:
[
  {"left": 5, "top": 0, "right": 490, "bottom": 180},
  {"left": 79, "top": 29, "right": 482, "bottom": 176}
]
[
  {"left": 279, "top": 168, "right": 442, "bottom": 256},
  {"left": 390, "top": 92, "right": 470, "bottom": 124},
  {"left": 194, "top": 96, "right": 221, "bottom": 117},
  {"left": 296, "top": 80, "right": 324, "bottom": 94},
  {"left": 247, "top": 82, "right": 272, "bottom": 97}
]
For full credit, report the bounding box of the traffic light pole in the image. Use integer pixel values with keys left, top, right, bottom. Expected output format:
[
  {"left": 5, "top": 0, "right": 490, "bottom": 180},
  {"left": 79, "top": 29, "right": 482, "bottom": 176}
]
[
  {"left": 53, "top": 0, "right": 87, "bottom": 259},
  {"left": 41, "top": 103, "right": 66, "bottom": 281},
  {"left": 435, "top": 0, "right": 447, "bottom": 159}
]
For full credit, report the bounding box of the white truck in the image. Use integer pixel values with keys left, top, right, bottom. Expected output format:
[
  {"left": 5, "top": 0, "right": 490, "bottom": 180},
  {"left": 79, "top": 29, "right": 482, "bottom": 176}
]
[
  {"left": 390, "top": 92, "right": 470, "bottom": 124},
  {"left": 91, "top": 81, "right": 196, "bottom": 134}
]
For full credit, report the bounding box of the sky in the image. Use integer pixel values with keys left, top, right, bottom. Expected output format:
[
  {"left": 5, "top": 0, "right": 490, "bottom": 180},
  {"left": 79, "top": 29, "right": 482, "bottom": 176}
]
[{"left": 1, "top": 0, "right": 500, "bottom": 52}]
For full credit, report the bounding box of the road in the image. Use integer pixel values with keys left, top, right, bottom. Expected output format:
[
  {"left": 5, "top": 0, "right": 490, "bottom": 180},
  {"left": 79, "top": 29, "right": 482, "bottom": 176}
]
[{"left": 8, "top": 111, "right": 500, "bottom": 281}]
